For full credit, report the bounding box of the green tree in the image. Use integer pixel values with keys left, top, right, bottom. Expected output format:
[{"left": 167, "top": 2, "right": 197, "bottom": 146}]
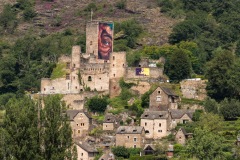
[
  {"left": 186, "top": 128, "right": 225, "bottom": 160},
  {"left": 2, "top": 97, "right": 42, "bottom": 160},
  {"left": 0, "top": 4, "right": 17, "bottom": 33},
  {"left": 204, "top": 97, "right": 219, "bottom": 114},
  {"left": 219, "top": 98, "right": 240, "bottom": 120},
  {"left": 41, "top": 95, "right": 74, "bottom": 160},
  {"left": 205, "top": 49, "right": 239, "bottom": 101},
  {"left": 164, "top": 49, "right": 191, "bottom": 82},
  {"left": 87, "top": 96, "right": 108, "bottom": 113},
  {"left": 112, "top": 146, "right": 129, "bottom": 159}
]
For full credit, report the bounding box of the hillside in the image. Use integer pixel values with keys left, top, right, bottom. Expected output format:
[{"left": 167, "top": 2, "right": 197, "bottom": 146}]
[{"left": 0, "top": 0, "right": 178, "bottom": 46}]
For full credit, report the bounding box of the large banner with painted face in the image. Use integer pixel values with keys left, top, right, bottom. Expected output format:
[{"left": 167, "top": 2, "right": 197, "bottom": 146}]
[
  {"left": 136, "top": 68, "right": 150, "bottom": 76},
  {"left": 98, "top": 22, "right": 113, "bottom": 60}
]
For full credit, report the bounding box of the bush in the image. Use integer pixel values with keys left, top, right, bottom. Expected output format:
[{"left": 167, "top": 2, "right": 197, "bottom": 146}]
[
  {"left": 112, "top": 146, "right": 129, "bottom": 159},
  {"left": 87, "top": 96, "right": 108, "bottom": 113},
  {"left": 116, "top": 0, "right": 126, "bottom": 9}
]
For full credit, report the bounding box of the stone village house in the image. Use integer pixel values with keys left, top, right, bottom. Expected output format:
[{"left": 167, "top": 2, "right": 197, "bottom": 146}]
[
  {"left": 116, "top": 126, "right": 145, "bottom": 148},
  {"left": 66, "top": 110, "right": 92, "bottom": 138},
  {"left": 102, "top": 114, "right": 119, "bottom": 131},
  {"left": 149, "top": 86, "right": 180, "bottom": 111},
  {"left": 169, "top": 109, "right": 194, "bottom": 128},
  {"left": 140, "top": 111, "right": 171, "bottom": 139},
  {"left": 75, "top": 141, "right": 98, "bottom": 160},
  {"left": 175, "top": 127, "right": 193, "bottom": 145}
]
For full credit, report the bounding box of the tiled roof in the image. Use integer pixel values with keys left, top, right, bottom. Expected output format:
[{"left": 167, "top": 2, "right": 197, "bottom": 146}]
[
  {"left": 170, "top": 109, "right": 194, "bottom": 119},
  {"left": 141, "top": 111, "right": 169, "bottom": 119},
  {"left": 75, "top": 141, "right": 98, "bottom": 153},
  {"left": 66, "top": 110, "right": 91, "bottom": 120},
  {"left": 116, "top": 126, "right": 144, "bottom": 134}
]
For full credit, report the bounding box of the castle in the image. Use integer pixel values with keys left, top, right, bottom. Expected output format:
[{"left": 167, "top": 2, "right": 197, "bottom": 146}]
[{"left": 41, "top": 21, "right": 163, "bottom": 106}]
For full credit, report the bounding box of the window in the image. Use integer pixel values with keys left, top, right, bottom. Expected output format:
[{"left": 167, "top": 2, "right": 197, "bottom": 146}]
[
  {"left": 88, "top": 76, "right": 92, "bottom": 81},
  {"left": 158, "top": 130, "right": 162, "bottom": 132},
  {"left": 113, "top": 74, "right": 115, "bottom": 77},
  {"left": 106, "top": 125, "right": 107, "bottom": 127},
  {"left": 159, "top": 123, "right": 161, "bottom": 127},
  {"left": 90, "top": 41, "right": 92, "bottom": 45},
  {"left": 156, "top": 96, "right": 161, "bottom": 102},
  {"left": 145, "top": 130, "right": 150, "bottom": 134},
  {"left": 158, "top": 90, "right": 161, "bottom": 94},
  {"left": 145, "top": 122, "right": 147, "bottom": 126},
  {"left": 66, "top": 62, "right": 70, "bottom": 69},
  {"left": 134, "top": 138, "right": 137, "bottom": 142},
  {"left": 113, "top": 64, "right": 115, "bottom": 67},
  {"left": 113, "top": 56, "right": 115, "bottom": 60},
  {"left": 78, "top": 130, "right": 80, "bottom": 134},
  {"left": 44, "top": 88, "right": 46, "bottom": 91},
  {"left": 134, "top": 145, "right": 136, "bottom": 148},
  {"left": 127, "top": 136, "right": 129, "bottom": 139},
  {"left": 66, "top": 74, "right": 70, "bottom": 80},
  {"left": 123, "top": 64, "right": 124, "bottom": 67},
  {"left": 73, "top": 64, "right": 76, "bottom": 68},
  {"left": 75, "top": 86, "right": 77, "bottom": 89},
  {"left": 81, "top": 153, "right": 83, "bottom": 156}
]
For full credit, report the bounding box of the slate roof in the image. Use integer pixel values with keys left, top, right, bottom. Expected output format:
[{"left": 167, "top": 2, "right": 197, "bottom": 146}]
[
  {"left": 66, "top": 110, "right": 91, "bottom": 121},
  {"left": 160, "top": 86, "right": 178, "bottom": 96},
  {"left": 103, "top": 114, "right": 117, "bottom": 123},
  {"left": 170, "top": 109, "right": 194, "bottom": 119},
  {"left": 116, "top": 126, "right": 144, "bottom": 134},
  {"left": 178, "top": 127, "right": 188, "bottom": 136},
  {"left": 75, "top": 141, "right": 98, "bottom": 153},
  {"left": 141, "top": 111, "right": 169, "bottom": 119},
  {"left": 143, "top": 144, "right": 156, "bottom": 151}
]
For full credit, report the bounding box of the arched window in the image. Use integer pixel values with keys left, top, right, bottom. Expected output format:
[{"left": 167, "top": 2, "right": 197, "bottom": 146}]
[{"left": 88, "top": 76, "right": 92, "bottom": 81}]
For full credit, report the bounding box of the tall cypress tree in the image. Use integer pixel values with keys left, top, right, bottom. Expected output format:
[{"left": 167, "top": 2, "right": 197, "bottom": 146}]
[{"left": 41, "top": 95, "right": 74, "bottom": 160}]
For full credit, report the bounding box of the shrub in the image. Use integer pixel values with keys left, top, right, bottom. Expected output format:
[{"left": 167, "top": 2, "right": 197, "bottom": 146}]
[{"left": 116, "top": 0, "right": 126, "bottom": 9}]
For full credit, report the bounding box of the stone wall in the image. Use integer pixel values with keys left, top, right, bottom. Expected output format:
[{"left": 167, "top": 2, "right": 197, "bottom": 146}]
[
  {"left": 109, "top": 52, "right": 126, "bottom": 79},
  {"left": 86, "top": 21, "right": 98, "bottom": 56},
  {"left": 109, "top": 78, "right": 121, "bottom": 98},
  {"left": 180, "top": 79, "right": 207, "bottom": 100},
  {"left": 126, "top": 67, "right": 163, "bottom": 79},
  {"left": 130, "top": 81, "right": 151, "bottom": 95}
]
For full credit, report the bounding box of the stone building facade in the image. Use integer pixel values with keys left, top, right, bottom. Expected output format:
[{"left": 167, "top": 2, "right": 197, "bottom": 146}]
[
  {"left": 75, "top": 141, "right": 98, "bottom": 160},
  {"left": 140, "top": 111, "right": 170, "bottom": 139},
  {"left": 116, "top": 126, "right": 145, "bottom": 148},
  {"left": 66, "top": 110, "right": 92, "bottom": 138},
  {"left": 149, "top": 86, "right": 180, "bottom": 111}
]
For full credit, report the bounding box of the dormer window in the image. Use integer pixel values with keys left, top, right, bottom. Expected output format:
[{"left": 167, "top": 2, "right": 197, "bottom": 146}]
[
  {"left": 159, "top": 115, "right": 163, "bottom": 118},
  {"left": 133, "top": 129, "right": 137, "bottom": 133},
  {"left": 144, "top": 114, "right": 148, "bottom": 117},
  {"left": 121, "top": 129, "right": 125, "bottom": 133}
]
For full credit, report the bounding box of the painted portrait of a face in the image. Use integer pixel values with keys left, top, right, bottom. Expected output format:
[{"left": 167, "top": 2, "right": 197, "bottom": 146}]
[{"left": 98, "top": 23, "right": 113, "bottom": 60}]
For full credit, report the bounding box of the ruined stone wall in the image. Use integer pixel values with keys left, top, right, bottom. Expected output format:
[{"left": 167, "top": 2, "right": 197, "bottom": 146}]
[
  {"left": 126, "top": 67, "right": 163, "bottom": 79},
  {"left": 81, "top": 73, "right": 109, "bottom": 92},
  {"left": 109, "top": 78, "right": 121, "bottom": 98},
  {"left": 180, "top": 79, "right": 207, "bottom": 100},
  {"left": 130, "top": 81, "right": 151, "bottom": 95},
  {"left": 41, "top": 78, "right": 73, "bottom": 94}
]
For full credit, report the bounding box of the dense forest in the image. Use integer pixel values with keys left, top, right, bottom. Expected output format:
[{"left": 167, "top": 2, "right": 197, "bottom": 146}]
[{"left": 0, "top": 0, "right": 240, "bottom": 159}]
